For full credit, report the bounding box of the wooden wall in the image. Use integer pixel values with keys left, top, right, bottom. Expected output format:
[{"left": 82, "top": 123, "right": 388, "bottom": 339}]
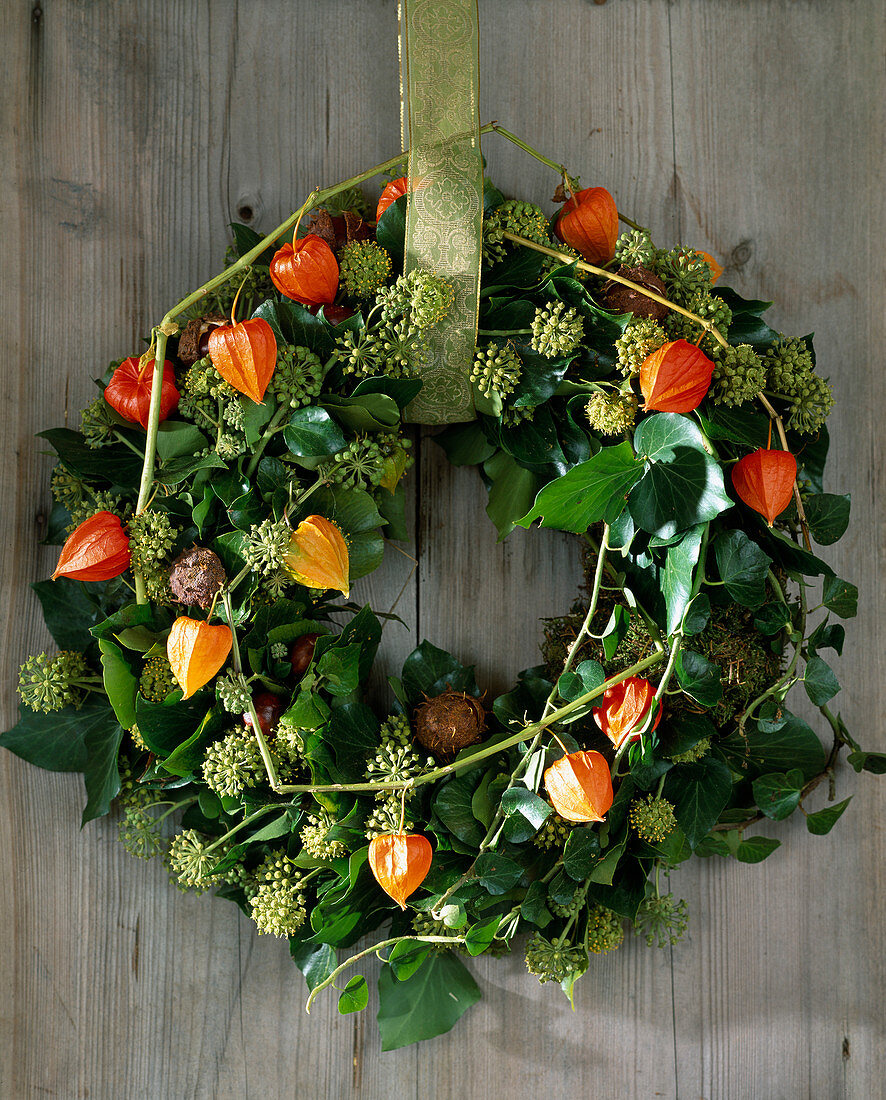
[{"left": 1, "top": 1, "right": 883, "bottom": 1096}]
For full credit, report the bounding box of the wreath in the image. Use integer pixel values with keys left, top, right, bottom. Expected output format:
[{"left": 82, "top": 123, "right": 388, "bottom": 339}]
[{"left": 4, "top": 126, "right": 879, "bottom": 1051}]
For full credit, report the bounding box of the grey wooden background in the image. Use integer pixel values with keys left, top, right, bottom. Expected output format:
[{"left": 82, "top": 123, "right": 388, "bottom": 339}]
[{"left": 1, "top": 1, "right": 883, "bottom": 1097}]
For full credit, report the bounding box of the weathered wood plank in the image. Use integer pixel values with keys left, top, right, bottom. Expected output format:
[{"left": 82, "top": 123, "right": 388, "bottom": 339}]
[{"left": 1, "top": 1, "right": 883, "bottom": 1097}]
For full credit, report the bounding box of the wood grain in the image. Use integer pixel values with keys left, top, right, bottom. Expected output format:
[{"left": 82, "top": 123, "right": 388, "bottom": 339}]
[{"left": 1, "top": 1, "right": 883, "bottom": 1097}]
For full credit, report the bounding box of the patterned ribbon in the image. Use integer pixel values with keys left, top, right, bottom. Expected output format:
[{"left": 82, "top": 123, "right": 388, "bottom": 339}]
[{"left": 401, "top": 0, "right": 483, "bottom": 424}]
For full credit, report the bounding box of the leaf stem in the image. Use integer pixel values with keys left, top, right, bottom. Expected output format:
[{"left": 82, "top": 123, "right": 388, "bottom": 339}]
[
  {"left": 244, "top": 403, "right": 291, "bottom": 478},
  {"left": 305, "top": 934, "right": 467, "bottom": 1013}
]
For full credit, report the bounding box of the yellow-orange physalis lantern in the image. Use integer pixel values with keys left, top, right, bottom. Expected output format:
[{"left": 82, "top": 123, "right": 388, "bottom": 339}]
[
  {"left": 639, "top": 339, "right": 715, "bottom": 413},
  {"left": 544, "top": 749, "right": 614, "bottom": 824},
  {"left": 592, "top": 676, "right": 662, "bottom": 749},
  {"left": 270, "top": 234, "right": 339, "bottom": 307},
  {"left": 166, "top": 616, "right": 233, "bottom": 700},
  {"left": 207, "top": 318, "right": 277, "bottom": 403},
  {"left": 554, "top": 186, "right": 619, "bottom": 265},
  {"left": 53, "top": 511, "right": 131, "bottom": 582},
  {"left": 283, "top": 515, "right": 350, "bottom": 598},
  {"left": 368, "top": 832, "right": 433, "bottom": 909},
  {"left": 376, "top": 177, "right": 408, "bottom": 222},
  {"left": 731, "top": 447, "right": 797, "bottom": 526}
]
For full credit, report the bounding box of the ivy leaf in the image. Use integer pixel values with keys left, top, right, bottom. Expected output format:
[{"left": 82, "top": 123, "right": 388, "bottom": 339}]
[
  {"left": 434, "top": 422, "right": 496, "bottom": 467},
  {"left": 500, "top": 788, "right": 552, "bottom": 842},
  {"left": 0, "top": 700, "right": 114, "bottom": 773},
  {"left": 735, "top": 836, "right": 781, "bottom": 863},
  {"left": 602, "top": 604, "right": 631, "bottom": 658},
  {"left": 473, "top": 852, "right": 523, "bottom": 894},
  {"left": 32, "top": 578, "right": 104, "bottom": 652},
  {"left": 822, "top": 576, "right": 858, "bottom": 619},
  {"left": 847, "top": 751, "right": 886, "bottom": 775},
  {"left": 282, "top": 407, "right": 347, "bottom": 457},
  {"left": 308, "top": 486, "right": 385, "bottom": 581},
  {"left": 402, "top": 641, "right": 478, "bottom": 702},
  {"left": 316, "top": 643, "right": 362, "bottom": 697},
  {"left": 806, "top": 797, "right": 852, "bottom": 835},
  {"left": 563, "top": 827, "right": 602, "bottom": 880},
  {"left": 803, "top": 493, "right": 851, "bottom": 546},
  {"left": 81, "top": 719, "right": 124, "bottom": 825},
  {"left": 713, "top": 529, "right": 773, "bottom": 609},
  {"left": 664, "top": 755, "right": 733, "bottom": 849},
  {"left": 377, "top": 952, "right": 480, "bottom": 1051},
  {"left": 352, "top": 376, "right": 423, "bottom": 410},
  {"left": 290, "top": 941, "right": 337, "bottom": 992},
  {"left": 98, "top": 638, "right": 138, "bottom": 729},
  {"left": 556, "top": 659, "right": 605, "bottom": 703},
  {"left": 755, "top": 602, "right": 793, "bottom": 635},
  {"left": 322, "top": 392, "right": 400, "bottom": 432},
  {"left": 807, "top": 619, "right": 845, "bottom": 657},
  {"left": 338, "top": 975, "right": 369, "bottom": 1015},
  {"left": 661, "top": 525, "right": 704, "bottom": 635},
  {"left": 675, "top": 649, "right": 723, "bottom": 708},
  {"left": 433, "top": 771, "right": 485, "bottom": 847},
  {"left": 39, "top": 428, "right": 142, "bottom": 490},
  {"left": 520, "top": 881, "right": 553, "bottom": 928},
  {"left": 388, "top": 940, "right": 431, "bottom": 982},
  {"left": 752, "top": 770, "right": 805, "bottom": 820},
  {"left": 628, "top": 449, "right": 733, "bottom": 539},
  {"left": 482, "top": 450, "right": 540, "bottom": 540},
  {"left": 720, "top": 712, "right": 825, "bottom": 780},
  {"left": 633, "top": 412, "right": 708, "bottom": 460},
  {"left": 516, "top": 442, "right": 643, "bottom": 532},
  {"left": 681, "top": 593, "right": 711, "bottom": 636},
  {"left": 375, "top": 194, "right": 406, "bottom": 264},
  {"left": 803, "top": 655, "right": 841, "bottom": 705},
  {"left": 464, "top": 915, "right": 501, "bottom": 956},
  {"left": 253, "top": 299, "right": 335, "bottom": 358}
]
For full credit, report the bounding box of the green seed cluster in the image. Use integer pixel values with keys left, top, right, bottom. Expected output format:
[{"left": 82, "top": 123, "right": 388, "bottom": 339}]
[
  {"left": 615, "top": 318, "right": 667, "bottom": 375},
  {"left": 334, "top": 319, "right": 428, "bottom": 380},
  {"left": 532, "top": 813, "right": 574, "bottom": 851},
  {"left": 524, "top": 932, "right": 586, "bottom": 984},
  {"left": 338, "top": 240, "right": 392, "bottom": 300},
  {"left": 471, "top": 342, "right": 523, "bottom": 399},
  {"left": 364, "top": 740, "right": 432, "bottom": 799},
  {"left": 139, "top": 655, "right": 176, "bottom": 703},
  {"left": 166, "top": 829, "right": 220, "bottom": 894},
  {"left": 215, "top": 672, "right": 251, "bottom": 714},
  {"left": 377, "top": 269, "right": 455, "bottom": 330},
  {"left": 764, "top": 338, "right": 834, "bottom": 433},
  {"left": 586, "top": 904, "right": 625, "bottom": 954},
  {"left": 710, "top": 344, "right": 766, "bottom": 406},
  {"left": 80, "top": 396, "right": 117, "bottom": 448},
  {"left": 322, "top": 433, "right": 412, "bottom": 491},
  {"left": 784, "top": 370, "right": 834, "bottom": 434},
  {"left": 585, "top": 390, "right": 638, "bottom": 436},
  {"left": 615, "top": 228, "right": 656, "bottom": 268},
  {"left": 244, "top": 517, "right": 291, "bottom": 576},
  {"left": 267, "top": 344, "right": 326, "bottom": 409},
  {"left": 379, "top": 713, "right": 412, "bottom": 748},
  {"left": 655, "top": 247, "right": 713, "bottom": 305},
  {"left": 274, "top": 716, "right": 306, "bottom": 766},
  {"left": 65, "top": 490, "right": 122, "bottom": 534},
  {"left": 215, "top": 432, "right": 246, "bottom": 460},
  {"left": 549, "top": 887, "right": 585, "bottom": 920},
  {"left": 300, "top": 810, "right": 349, "bottom": 860},
  {"left": 667, "top": 737, "right": 711, "bottom": 764},
  {"left": 412, "top": 911, "right": 465, "bottom": 954},
  {"left": 483, "top": 200, "right": 551, "bottom": 265},
  {"left": 50, "top": 464, "right": 85, "bottom": 510},
  {"left": 117, "top": 767, "right": 166, "bottom": 860},
  {"left": 633, "top": 893, "right": 689, "bottom": 948},
  {"left": 128, "top": 509, "right": 177, "bottom": 600},
  {"left": 250, "top": 878, "right": 307, "bottom": 938},
  {"left": 530, "top": 300, "right": 584, "bottom": 358},
  {"left": 365, "top": 796, "right": 415, "bottom": 840},
  {"left": 18, "top": 651, "right": 90, "bottom": 713},
  {"left": 543, "top": 242, "right": 586, "bottom": 280},
  {"left": 179, "top": 356, "right": 236, "bottom": 427},
  {"left": 201, "top": 730, "right": 266, "bottom": 798},
  {"left": 500, "top": 404, "right": 536, "bottom": 428},
  {"left": 629, "top": 795, "right": 678, "bottom": 843}
]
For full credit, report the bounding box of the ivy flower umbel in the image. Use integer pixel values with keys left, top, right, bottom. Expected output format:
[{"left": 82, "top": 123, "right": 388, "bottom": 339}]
[
  {"left": 18, "top": 651, "right": 93, "bottom": 713},
  {"left": 585, "top": 390, "right": 637, "bottom": 436},
  {"left": 364, "top": 739, "right": 433, "bottom": 798},
  {"left": 300, "top": 809, "right": 349, "bottom": 859},
  {"left": 245, "top": 517, "right": 292, "bottom": 576},
  {"left": 321, "top": 434, "right": 412, "bottom": 492},
  {"left": 530, "top": 300, "right": 584, "bottom": 358},
  {"left": 614, "top": 228, "right": 656, "bottom": 268},
  {"left": 250, "top": 878, "right": 307, "bottom": 938},
  {"left": 166, "top": 828, "right": 220, "bottom": 894},
  {"left": 629, "top": 795, "right": 678, "bottom": 843},
  {"left": 267, "top": 343, "right": 326, "bottom": 408},
  {"left": 80, "top": 395, "right": 117, "bottom": 448},
  {"left": 634, "top": 893, "right": 689, "bottom": 948},
  {"left": 338, "top": 240, "right": 392, "bottom": 300},
  {"left": 201, "top": 729, "right": 267, "bottom": 798},
  {"left": 524, "top": 933, "right": 587, "bottom": 984},
  {"left": 710, "top": 344, "right": 767, "bottom": 406},
  {"left": 50, "top": 464, "right": 85, "bottom": 510},
  {"left": 364, "top": 796, "right": 416, "bottom": 840},
  {"left": 482, "top": 200, "right": 551, "bottom": 265},
  {"left": 471, "top": 342, "right": 523, "bottom": 399},
  {"left": 64, "top": 489, "right": 123, "bottom": 534},
  {"left": 139, "top": 655, "right": 176, "bottom": 703},
  {"left": 532, "top": 812, "right": 574, "bottom": 851},
  {"left": 667, "top": 737, "right": 711, "bottom": 764},
  {"left": 654, "top": 246, "right": 713, "bottom": 305},
  {"left": 586, "top": 904, "right": 625, "bottom": 954},
  {"left": 615, "top": 318, "right": 667, "bottom": 375},
  {"left": 215, "top": 671, "right": 252, "bottom": 714},
  {"left": 128, "top": 509, "right": 178, "bottom": 600}
]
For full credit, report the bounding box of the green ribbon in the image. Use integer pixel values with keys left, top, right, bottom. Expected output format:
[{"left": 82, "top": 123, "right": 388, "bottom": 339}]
[{"left": 402, "top": 0, "right": 483, "bottom": 424}]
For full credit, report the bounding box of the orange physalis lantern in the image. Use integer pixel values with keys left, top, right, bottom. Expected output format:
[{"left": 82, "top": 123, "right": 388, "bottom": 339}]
[
  {"left": 283, "top": 515, "right": 350, "bottom": 598},
  {"left": 554, "top": 186, "right": 619, "bottom": 265},
  {"left": 731, "top": 447, "right": 797, "bottom": 526},
  {"left": 368, "top": 832, "right": 433, "bottom": 909},
  {"left": 207, "top": 318, "right": 277, "bottom": 403},
  {"left": 697, "top": 250, "right": 724, "bottom": 284},
  {"left": 376, "top": 177, "right": 408, "bottom": 222},
  {"left": 592, "top": 676, "right": 662, "bottom": 749},
  {"left": 639, "top": 339, "right": 715, "bottom": 413},
  {"left": 166, "top": 616, "right": 233, "bottom": 700},
  {"left": 52, "top": 511, "right": 131, "bottom": 582},
  {"left": 544, "top": 749, "right": 614, "bottom": 823},
  {"left": 104, "top": 356, "right": 179, "bottom": 430},
  {"left": 270, "top": 234, "right": 339, "bottom": 307}
]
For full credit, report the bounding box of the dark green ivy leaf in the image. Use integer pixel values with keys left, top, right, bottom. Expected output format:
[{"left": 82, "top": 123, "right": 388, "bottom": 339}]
[
  {"left": 806, "top": 797, "right": 852, "bottom": 835},
  {"left": 664, "top": 755, "right": 733, "bottom": 849},
  {"left": 377, "top": 952, "right": 480, "bottom": 1051},
  {"left": 803, "top": 493, "right": 851, "bottom": 546},
  {"left": 282, "top": 407, "right": 347, "bottom": 457},
  {"left": 752, "top": 770, "right": 805, "bottom": 820},
  {"left": 675, "top": 649, "right": 723, "bottom": 707},
  {"left": 803, "top": 655, "right": 841, "bottom": 705},
  {"left": 713, "top": 529, "right": 772, "bottom": 609},
  {"left": 822, "top": 575, "right": 858, "bottom": 619}
]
